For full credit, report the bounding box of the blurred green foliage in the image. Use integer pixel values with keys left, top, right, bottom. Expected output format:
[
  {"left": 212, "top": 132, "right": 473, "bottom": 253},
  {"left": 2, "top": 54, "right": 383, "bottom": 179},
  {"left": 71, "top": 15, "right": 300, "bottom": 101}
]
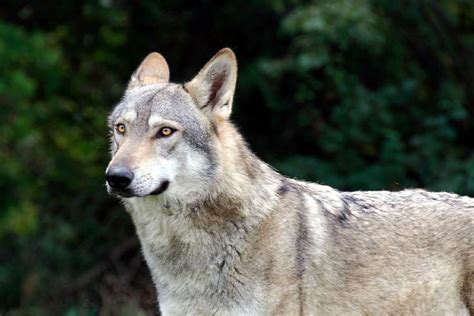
[
  {"left": 261, "top": 0, "right": 474, "bottom": 192},
  {"left": 0, "top": 0, "right": 473, "bottom": 314}
]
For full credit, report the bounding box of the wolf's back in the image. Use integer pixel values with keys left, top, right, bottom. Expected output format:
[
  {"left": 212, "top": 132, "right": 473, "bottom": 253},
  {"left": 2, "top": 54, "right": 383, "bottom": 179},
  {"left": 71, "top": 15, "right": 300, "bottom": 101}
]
[{"left": 281, "top": 181, "right": 474, "bottom": 314}]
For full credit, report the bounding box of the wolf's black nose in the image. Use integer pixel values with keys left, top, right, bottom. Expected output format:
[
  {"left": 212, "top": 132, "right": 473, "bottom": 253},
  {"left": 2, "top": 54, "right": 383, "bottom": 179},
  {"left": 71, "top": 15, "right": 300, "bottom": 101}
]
[{"left": 105, "top": 166, "right": 134, "bottom": 189}]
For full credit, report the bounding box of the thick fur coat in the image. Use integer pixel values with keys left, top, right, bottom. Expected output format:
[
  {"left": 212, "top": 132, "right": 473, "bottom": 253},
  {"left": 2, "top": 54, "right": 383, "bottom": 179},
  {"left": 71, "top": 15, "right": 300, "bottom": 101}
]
[{"left": 106, "top": 48, "right": 474, "bottom": 315}]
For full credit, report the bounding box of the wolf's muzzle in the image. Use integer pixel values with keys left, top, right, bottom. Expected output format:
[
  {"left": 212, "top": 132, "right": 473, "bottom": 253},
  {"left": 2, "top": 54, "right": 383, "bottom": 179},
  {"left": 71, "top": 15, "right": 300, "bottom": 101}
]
[{"left": 105, "top": 165, "right": 134, "bottom": 190}]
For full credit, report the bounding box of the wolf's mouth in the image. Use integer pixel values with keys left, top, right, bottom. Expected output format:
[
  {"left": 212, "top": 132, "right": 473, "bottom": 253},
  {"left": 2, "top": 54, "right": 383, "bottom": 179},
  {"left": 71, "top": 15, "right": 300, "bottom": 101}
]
[
  {"left": 109, "top": 180, "right": 170, "bottom": 198},
  {"left": 150, "top": 180, "right": 170, "bottom": 195},
  {"left": 110, "top": 188, "right": 135, "bottom": 198}
]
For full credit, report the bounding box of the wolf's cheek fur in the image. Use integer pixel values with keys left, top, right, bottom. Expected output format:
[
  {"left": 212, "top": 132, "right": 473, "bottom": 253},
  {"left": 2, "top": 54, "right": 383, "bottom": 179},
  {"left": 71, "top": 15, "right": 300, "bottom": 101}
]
[
  {"left": 125, "top": 139, "right": 214, "bottom": 199},
  {"left": 129, "top": 157, "right": 178, "bottom": 197},
  {"left": 162, "top": 142, "right": 217, "bottom": 202}
]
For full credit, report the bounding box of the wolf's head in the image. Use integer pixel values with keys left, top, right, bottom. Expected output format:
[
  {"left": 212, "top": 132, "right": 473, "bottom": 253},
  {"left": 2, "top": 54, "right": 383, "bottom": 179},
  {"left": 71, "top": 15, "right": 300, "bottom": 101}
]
[{"left": 105, "top": 48, "right": 237, "bottom": 201}]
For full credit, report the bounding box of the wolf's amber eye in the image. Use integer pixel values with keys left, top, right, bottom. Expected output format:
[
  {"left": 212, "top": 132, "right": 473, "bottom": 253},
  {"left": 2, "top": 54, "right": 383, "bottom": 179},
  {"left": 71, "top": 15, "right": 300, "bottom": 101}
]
[
  {"left": 115, "top": 123, "right": 126, "bottom": 134},
  {"left": 158, "top": 127, "right": 175, "bottom": 138}
]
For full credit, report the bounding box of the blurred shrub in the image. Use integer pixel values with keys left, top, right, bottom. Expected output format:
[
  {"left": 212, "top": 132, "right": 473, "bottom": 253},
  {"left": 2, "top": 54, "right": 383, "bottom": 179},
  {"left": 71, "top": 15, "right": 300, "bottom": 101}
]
[
  {"left": 0, "top": 22, "right": 60, "bottom": 237},
  {"left": 256, "top": 0, "right": 474, "bottom": 193},
  {"left": 0, "top": 14, "right": 133, "bottom": 313}
]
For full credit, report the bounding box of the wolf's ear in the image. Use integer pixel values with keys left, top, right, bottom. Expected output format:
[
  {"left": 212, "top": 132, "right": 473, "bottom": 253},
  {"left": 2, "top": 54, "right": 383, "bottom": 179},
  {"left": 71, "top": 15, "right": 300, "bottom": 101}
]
[
  {"left": 185, "top": 48, "right": 237, "bottom": 121},
  {"left": 127, "top": 52, "right": 170, "bottom": 90}
]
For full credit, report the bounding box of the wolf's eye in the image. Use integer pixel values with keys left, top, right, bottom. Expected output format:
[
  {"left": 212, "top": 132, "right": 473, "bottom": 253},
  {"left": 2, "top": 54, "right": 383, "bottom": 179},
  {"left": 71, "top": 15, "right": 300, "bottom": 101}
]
[
  {"left": 157, "top": 127, "right": 175, "bottom": 138},
  {"left": 115, "top": 123, "right": 126, "bottom": 134}
]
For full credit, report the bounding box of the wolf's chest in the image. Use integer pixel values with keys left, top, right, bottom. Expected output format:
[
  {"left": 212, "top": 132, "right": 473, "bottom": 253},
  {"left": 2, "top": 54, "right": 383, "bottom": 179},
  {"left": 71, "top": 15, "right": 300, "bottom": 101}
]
[
  {"left": 138, "top": 224, "right": 263, "bottom": 315},
  {"left": 129, "top": 201, "right": 264, "bottom": 314}
]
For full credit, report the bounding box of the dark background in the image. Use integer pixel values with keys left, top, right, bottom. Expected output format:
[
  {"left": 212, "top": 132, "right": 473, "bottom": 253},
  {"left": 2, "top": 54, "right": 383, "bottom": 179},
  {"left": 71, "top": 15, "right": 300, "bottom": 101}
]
[{"left": 1, "top": 0, "right": 473, "bottom": 314}]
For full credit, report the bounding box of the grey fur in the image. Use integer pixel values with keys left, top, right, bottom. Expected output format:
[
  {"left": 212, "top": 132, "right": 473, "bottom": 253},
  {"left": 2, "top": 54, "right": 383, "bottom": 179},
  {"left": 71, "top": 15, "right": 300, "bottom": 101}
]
[{"left": 106, "top": 48, "right": 474, "bottom": 315}]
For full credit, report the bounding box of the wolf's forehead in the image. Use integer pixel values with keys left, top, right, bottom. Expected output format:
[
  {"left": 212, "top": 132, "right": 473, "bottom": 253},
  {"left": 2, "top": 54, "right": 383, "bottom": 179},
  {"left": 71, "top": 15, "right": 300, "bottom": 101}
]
[{"left": 113, "top": 85, "right": 198, "bottom": 124}]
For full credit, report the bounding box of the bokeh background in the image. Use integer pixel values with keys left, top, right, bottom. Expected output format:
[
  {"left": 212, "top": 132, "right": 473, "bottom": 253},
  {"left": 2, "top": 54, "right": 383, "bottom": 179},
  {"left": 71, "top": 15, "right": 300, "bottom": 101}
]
[{"left": 1, "top": 0, "right": 473, "bottom": 314}]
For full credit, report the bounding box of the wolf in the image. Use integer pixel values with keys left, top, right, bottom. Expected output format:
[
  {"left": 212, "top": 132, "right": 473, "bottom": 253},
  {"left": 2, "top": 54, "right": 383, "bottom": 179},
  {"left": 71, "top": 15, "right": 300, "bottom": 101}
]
[{"left": 105, "top": 48, "right": 474, "bottom": 315}]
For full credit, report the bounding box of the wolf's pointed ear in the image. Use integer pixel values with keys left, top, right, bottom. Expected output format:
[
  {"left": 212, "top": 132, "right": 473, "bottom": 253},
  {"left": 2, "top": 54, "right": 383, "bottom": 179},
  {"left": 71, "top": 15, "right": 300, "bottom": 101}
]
[
  {"left": 185, "top": 48, "right": 237, "bottom": 121},
  {"left": 127, "top": 52, "right": 170, "bottom": 90}
]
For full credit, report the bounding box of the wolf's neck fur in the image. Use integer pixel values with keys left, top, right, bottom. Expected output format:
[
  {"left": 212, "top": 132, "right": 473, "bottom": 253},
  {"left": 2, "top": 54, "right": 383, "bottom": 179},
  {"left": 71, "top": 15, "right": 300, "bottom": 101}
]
[
  {"left": 207, "top": 120, "right": 281, "bottom": 217},
  {"left": 125, "top": 120, "right": 281, "bottom": 312}
]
